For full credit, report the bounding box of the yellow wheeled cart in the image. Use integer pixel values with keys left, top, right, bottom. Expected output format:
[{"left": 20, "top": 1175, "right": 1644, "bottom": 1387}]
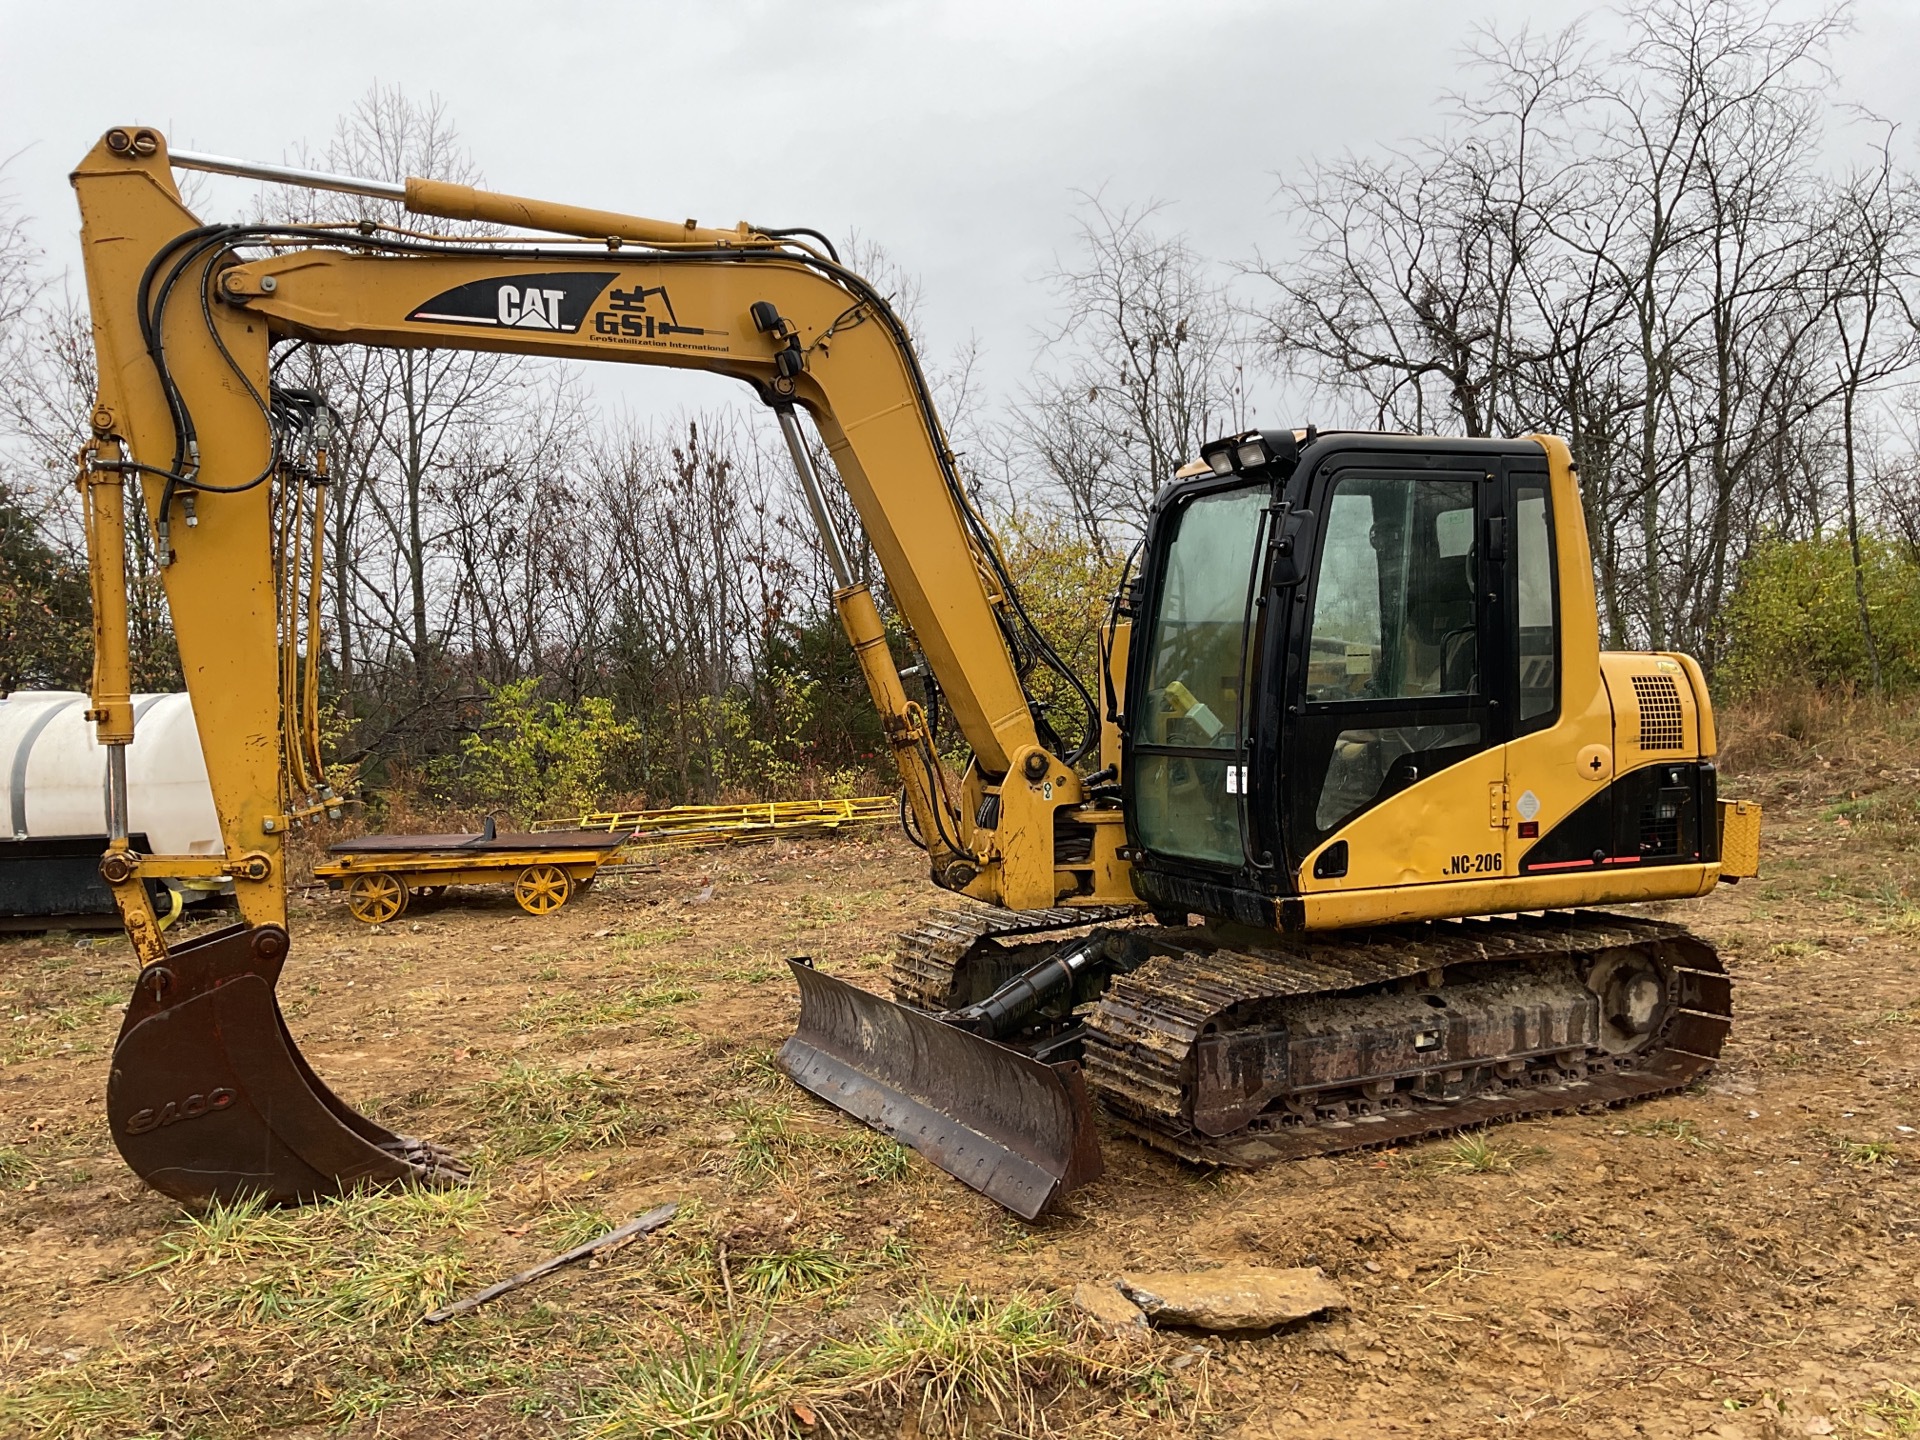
[{"left": 314, "top": 826, "right": 625, "bottom": 924}]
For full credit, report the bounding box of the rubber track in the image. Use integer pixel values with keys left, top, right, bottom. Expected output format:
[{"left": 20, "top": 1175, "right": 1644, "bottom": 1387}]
[
  {"left": 1081, "top": 910, "right": 1732, "bottom": 1166},
  {"left": 892, "top": 903, "right": 1138, "bottom": 1010}
]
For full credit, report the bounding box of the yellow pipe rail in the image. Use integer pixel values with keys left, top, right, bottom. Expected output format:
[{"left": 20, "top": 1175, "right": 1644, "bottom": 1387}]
[{"left": 534, "top": 796, "right": 896, "bottom": 856}]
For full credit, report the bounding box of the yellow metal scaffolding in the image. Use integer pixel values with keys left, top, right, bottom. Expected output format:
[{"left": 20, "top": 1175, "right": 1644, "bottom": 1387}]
[{"left": 533, "top": 796, "right": 896, "bottom": 860}]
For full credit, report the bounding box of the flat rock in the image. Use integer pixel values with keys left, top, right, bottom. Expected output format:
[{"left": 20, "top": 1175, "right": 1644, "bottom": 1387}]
[
  {"left": 1072, "top": 1280, "right": 1148, "bottom": 1332},
  {"left": 1117, "top": 1264, "right": 1347, "bottom": 1331}
]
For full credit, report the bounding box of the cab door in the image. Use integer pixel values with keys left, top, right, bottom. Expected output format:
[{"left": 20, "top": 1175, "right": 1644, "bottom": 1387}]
[
  {"left": 1499, "top": 459, "right": 1561, "bottom": 867},
  {"left": 1126, "top": 481, "right": 1272, "bottom": 877},
  {"left": 1283, "top": 452, "right": 1510, "bottom": 890}
]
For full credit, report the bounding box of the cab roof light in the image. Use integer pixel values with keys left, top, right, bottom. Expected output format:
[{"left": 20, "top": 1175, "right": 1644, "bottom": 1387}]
[
  {"left": 1203, "top": 443, "right": 1237, "bottom": 477},
  {"left": 1196, "top": 427, "right": 1306, "bottom": 479},
  {"left": 1258, "top": 428, "right": 1303, "bottom": 472}
]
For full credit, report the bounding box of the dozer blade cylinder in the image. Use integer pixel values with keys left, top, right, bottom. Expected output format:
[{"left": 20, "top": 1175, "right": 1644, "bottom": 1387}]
[
  {"left": 106, "top": 923, "right": 468, "bottom": 1206},
  {"left": 779, "top": 959, "right": 1101, "bottom": 1220}
]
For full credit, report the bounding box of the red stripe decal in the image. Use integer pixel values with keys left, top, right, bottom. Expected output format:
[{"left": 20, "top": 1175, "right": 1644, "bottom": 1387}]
[{"left": 1524, "top": 855, "right": 1645, "bottom": 873}]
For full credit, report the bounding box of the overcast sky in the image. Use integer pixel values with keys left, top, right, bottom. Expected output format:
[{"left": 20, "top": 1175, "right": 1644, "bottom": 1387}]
[{"left": 5, "top": 0, "right": 1919, "bottom": 427}]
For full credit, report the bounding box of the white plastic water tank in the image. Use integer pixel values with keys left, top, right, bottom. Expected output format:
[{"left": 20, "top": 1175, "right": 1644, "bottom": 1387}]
[{"left": 0, "top": 690, "right": 222, "bottom": 854}]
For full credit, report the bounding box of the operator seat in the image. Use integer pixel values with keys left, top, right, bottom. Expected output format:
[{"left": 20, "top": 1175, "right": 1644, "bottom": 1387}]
[{"left": 1419, "top": 542, "right": 1478, "bottom": 696}]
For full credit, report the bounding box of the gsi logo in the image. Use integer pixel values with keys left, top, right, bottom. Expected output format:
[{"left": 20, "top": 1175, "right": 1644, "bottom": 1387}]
[{"left": 497, "top": 284, "right": 568, "bottom": 329}]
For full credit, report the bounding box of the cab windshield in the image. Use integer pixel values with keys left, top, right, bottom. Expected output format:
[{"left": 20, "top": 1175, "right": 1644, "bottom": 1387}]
[{"left": 1131, "top": 485, "right": 1268, "bottom": 866}]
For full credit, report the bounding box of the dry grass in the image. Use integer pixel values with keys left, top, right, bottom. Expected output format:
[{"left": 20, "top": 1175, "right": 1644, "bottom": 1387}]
[
  {"left": 1624, "top": 1116, "right": 1721, "bottom": 1151},
  {"left": 1427, "top": 1132, "right": 1550, "bottom": 1175},
  {"left": 10, "top": 784, "right": 1920, "bottom": 1438},
  {"left": 574, "top": 1287, "right": 1181, "bottom": 1439},
  {"left": 1835, "top": 1137, "right": 1900, "bottom": 1168},
  {"left": 0, "top": 1182, "right": 534, "bottom": 1436},
  {"left": 733, "top": 1239, "right": 859, "bottom": 1301},
  {"left": 0, "top": 1362, "right": 154, "bottom": 1440},
  {"left": 145, "top": 1186, "right": 484, "bottom": 1336},
  {"left": 642, "top": 1214, "right": 912, "bottom": 1311},
  {"left": 724, "top": 1100, "right": 805, "bottom": 1186},
  {"left": 541, "top": 1199, "right": 618, "bottom": 1251},
  {"left": 811, "top": 1288, "right": 1093, "bottom": 1434},
  {"left": 518, "top": 982, "right": 702, "bottom": 1035},
  {"left": 472, "top": 1061, "right": 648, "bottom": 1162},
  {"left": 0, "top": 1147, "right": 36, "bottom": 1190},
  {"left": 578, "top": 1324, "right": 796, "bottom": 1440},
  {"left": 831, "top": 1129, "right": 915, "bottom": 1185},
  {"left": 1717, "top": 689, "right": 1920, "bottom": 773},
  {"left": 1848, "top": 1382, "right": 1920, "bottom": 1437},
  {"left": 1719, "top": 692, "right": 1920, "bottom": 855}
]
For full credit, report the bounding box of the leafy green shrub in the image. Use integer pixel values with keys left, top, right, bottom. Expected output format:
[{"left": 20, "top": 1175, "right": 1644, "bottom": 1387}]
[
  {"left": 1720, "top": 534, "right": 1920, "bottom": 697},
  {"left": 459, "top": 677, "right": 642, "bottom": 821}
]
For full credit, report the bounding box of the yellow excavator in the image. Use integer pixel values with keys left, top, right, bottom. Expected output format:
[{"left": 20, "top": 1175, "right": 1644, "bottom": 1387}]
[{"left": 71, "top": 128, "right": 1760, "bottom": 1218}]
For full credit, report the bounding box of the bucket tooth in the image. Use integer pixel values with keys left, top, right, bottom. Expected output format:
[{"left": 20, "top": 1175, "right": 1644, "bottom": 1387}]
[
  {"left": 780, "top": 959, "right": 1101, "bottom": 1220},
  {"left": 106, "top": 923, "right": 467, "bottom": 1206}
]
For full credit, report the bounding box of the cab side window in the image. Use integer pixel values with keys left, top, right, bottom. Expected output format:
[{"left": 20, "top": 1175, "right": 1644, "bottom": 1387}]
[
  {"left": 1514, "top": 481, "right": 1557, "bottom": 730},
  {"left": 1297, "top": 471, "right": 1486, "bottom": 844},
  {"left": 1306, "top": 475, "right": 1479, "bottom": 701},
  {"left": 1131, "top": 484, "right": 1269, "bottom": 867}
]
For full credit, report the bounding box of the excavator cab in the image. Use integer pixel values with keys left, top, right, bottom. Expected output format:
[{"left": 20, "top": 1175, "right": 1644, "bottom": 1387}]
[
  {"left": 1124, "top": 429, "right": 1720, "bottom": 916},
  {"left": 1124, "top": 431, "right": 1548, "bottom": 920}
]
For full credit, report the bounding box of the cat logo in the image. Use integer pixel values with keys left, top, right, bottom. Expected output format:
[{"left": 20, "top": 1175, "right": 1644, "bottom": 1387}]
[
  {"left": 496, "top": 284, "right": 568, "bottom": 329},
  {"left": 406, "top": 271, "right": 616, "bottom": 333}
]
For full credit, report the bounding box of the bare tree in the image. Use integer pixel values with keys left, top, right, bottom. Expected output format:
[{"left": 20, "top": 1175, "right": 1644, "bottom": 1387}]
[
  {"left": 1259, "top": 0, "right": 1870, "bottom": 663},
  {"left": 1821, "top": 128, "right": 1918, "bottom": 696},
  {"left": 582, "top": 412, "right": 792, "bottom": 798},
  {"left": 1577, "top": 0, "right": 1843, "bottom": 648},
  {"left": 1, "top": 176, "right": 182, "bottom": 691},
  {"left": 262, "top": 85, "right": 543, "bottom": 762},
  {"left": 0, "top": 176, "right": 33, "bottom": 364},
  {"left": 440, "top": 367, "right": 595, "bottom": 691},
  {"left": 0, "top": 181, "right": 86, "bottom": 549},
  {"left": 1019, "top": 195, "right": 1248, "bottom": 555},
  {"left": 0, "top": 186, "right": 86, "bottom": 689}
]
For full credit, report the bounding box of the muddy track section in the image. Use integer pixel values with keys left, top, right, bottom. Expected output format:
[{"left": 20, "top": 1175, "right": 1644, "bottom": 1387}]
[{"left": 1084, "top": 911, "right": 1732, "bottom": 1165}]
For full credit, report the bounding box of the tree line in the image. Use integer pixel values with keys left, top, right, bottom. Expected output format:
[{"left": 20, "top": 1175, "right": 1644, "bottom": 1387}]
[
  {"left": 1013, "top": 1, "right": 1920, "bottom": 689},
  {"left": 1259, "top": 0, "right": 1920, "bottom": 684},
  {"left": 5, "top": 1, "right": 1920, "bottom": 822}
]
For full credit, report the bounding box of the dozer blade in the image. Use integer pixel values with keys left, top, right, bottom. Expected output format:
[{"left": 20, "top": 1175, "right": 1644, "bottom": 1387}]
[
  {"left": 107, "top": 922, "right": 468, "bottom": 1206},
  {"left": 779, "top": 959, "right": 1101, "bottom": 1220}
]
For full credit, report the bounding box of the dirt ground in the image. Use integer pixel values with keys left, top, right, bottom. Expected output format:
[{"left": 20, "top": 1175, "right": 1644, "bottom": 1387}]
[{"left": 2, "top": 743, "right": 1917, "bottom": 1438}]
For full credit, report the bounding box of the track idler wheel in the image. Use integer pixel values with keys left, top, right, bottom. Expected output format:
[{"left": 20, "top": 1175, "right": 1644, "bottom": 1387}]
[{"left": 107, "top": 922, "right": 468, "bottom": 1206}]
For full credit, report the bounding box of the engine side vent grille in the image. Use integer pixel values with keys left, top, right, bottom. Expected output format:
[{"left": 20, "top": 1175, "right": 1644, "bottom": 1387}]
[{"left": 1631, "top": 674, "right": 1684, "bottom": 751}]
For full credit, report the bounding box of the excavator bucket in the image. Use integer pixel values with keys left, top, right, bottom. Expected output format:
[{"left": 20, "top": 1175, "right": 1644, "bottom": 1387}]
[
  {"left": 779, "top": 960, "right": 1102, "bottom": 1220},
  {"left": 107, "top": 922, "right": 467, "bottom": 1206}
]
